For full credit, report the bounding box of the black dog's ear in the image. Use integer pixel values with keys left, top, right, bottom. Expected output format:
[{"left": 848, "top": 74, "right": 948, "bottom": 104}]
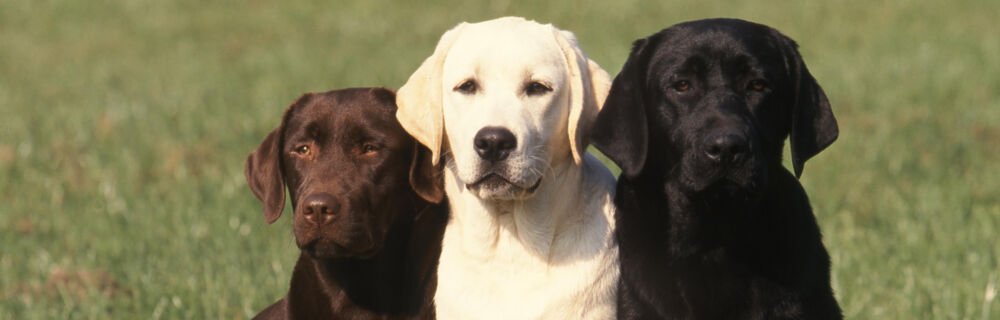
[
  {"left": 244, "top": 93, "right": 313, "bottom": 224},
  {"left": 781, "top": 37, "right": 839, "bottom": 178},
  {"left": 591, "top": 38, "right": 652, "bottom": 178},
  {"left": 409, "top": 142, "right": 444, "bottom": 204}
]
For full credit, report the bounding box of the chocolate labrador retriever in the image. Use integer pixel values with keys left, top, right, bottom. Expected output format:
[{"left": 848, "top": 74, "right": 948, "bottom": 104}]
[
  {"left": 591, "top": 19, "right": 842, "bottom": 319},
  {"left": 245, "top": 88, "right": 447, "bottom": 320}
]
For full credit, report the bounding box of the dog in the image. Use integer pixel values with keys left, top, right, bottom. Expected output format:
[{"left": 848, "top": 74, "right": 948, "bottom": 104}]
[
  {"left": 245, "top": 88, "right": 448, "bottom": 320},
  {"left": 396, "top": 17, "right": 619, "bottom": 319},
  {"left": 591, "top": 18, "right": 842, "bottom": 319}
]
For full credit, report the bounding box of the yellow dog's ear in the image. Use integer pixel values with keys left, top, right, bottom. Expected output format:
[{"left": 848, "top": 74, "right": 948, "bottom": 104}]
[
  {"left": 397, "top": 23, "right": 467, "bottom": 166},
  {"left": 554, "top": 28, "right": 612, "bottom": 165}
]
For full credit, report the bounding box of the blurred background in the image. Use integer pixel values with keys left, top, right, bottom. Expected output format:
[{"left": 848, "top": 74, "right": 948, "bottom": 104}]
[{"left": 1, "top": 0, "right": 998, "bottom": 318}]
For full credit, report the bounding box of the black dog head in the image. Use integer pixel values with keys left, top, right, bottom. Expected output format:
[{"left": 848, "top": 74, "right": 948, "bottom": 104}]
[
  {"left": 245, "top": 88, "right": 444, "bottom": 259},
  {"left": 593, "top": 18, "right": 837, "bottom": 195}
]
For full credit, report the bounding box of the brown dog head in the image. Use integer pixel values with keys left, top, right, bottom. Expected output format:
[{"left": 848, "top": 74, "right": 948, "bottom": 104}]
[{"left": 245, "top": 88, "right": 444, "bottom": 259}]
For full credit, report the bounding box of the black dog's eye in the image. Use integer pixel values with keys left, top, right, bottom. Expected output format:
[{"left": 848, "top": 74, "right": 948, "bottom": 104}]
[
  {"left": 748, "top": 79, "right": 767, "bottom": 92},
  {"left": 361, "top": 144, "right": 378, "bottom": 154},
  {"left": 672, "top": 80, "right": 691, "bottom": 92},
  {"left": 455, "top": 80, "right": 478, "bottom": 94},
  {"left": 293, "top": 144, "right": 311, "bottom": 156},
  {"left": 525, "top": 81, "right": 552, "bottom": 96}
]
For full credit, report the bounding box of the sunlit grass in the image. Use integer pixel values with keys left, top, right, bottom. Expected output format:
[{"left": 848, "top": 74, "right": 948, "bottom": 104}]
[{"left": 1, "top": 0, "right": 997, "bottom": 318}]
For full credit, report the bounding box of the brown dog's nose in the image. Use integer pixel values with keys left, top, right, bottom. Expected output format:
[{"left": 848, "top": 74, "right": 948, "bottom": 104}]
[
  {"left": 302, "top": 193, "right": 338, "bottom": 224},
  {"left": 474, "top": 126, "right": 516, "bottom": 162},
  {"left": 703, "top": 133, "right": 749, "bottom": 163}
]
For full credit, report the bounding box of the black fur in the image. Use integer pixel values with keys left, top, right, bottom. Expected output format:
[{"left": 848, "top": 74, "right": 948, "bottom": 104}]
[{"left": 592, "top": 18, "right": 841, "bottom": 319}]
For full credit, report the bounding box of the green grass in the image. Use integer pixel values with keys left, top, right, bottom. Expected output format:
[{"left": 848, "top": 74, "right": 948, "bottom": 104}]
[{"left": 1, "top": 0, "right": 998, "bottom": 318}]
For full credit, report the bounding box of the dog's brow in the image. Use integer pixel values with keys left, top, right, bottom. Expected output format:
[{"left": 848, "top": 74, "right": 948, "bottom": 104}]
[
  {"left": 342, "top": 123, "right": 392, "bottom": 145},
  {"left": 304, "top": 122, "right": 322, "bottom": 138},
  {"left": 681, "top": 56, "right": 710, "bottom": 73}
]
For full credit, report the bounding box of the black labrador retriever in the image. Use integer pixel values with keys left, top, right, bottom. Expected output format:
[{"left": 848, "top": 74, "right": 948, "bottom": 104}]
[
  {"left": 591, "top": 19, "right": 842, "bottom": 319},
  {"left": 245, "top": 88, "right": 447, "bottom": 320}
]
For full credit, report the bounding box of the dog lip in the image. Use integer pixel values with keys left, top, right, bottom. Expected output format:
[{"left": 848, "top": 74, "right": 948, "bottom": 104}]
[
  {"left": 300, "top": 240, "right": 319, "bottom": 256},
  {"left": 465, "top": 173, "right": 542, "bottom": 192},
  {"left": 466, "top": 173, "right": 515, "bottom": 190},
  {"left": 301, "top": 239, "right": 379, "bottom": 259},
  {"left": 525, "top": 177, "right": 542, "bottom": 193}
]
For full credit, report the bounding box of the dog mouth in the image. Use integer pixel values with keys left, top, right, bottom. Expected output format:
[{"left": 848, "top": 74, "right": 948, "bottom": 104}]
[
  {"left": 466, "top": 173, "right": 542, "bottom": 196},
  {"left": 300, "top": 238, "right": 378, "bottom": 260},
  {"left": 681, "top": 155, "right": 764, "bottom": 195}
]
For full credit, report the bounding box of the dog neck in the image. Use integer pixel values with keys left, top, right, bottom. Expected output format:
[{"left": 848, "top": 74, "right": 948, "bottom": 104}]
[
  {"left": 444, "top": 154, "right": 608, "bottom": 263},
  {"left": 622, "top": 164, "right": 791, "bottom": 258}
]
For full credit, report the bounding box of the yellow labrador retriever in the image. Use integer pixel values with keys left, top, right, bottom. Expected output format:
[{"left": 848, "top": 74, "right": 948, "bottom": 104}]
[{"left": 396, "top": 17, "right": 617, "bottom": 319}]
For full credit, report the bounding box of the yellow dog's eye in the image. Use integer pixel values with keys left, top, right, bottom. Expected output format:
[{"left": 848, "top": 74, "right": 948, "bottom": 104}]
[
  {"left": 456, "top": 80, "right": 478, "bottom": 94},
  {"left": 525, "top": 81, "right": 552, "bottom": 96},
  {"left": 749, "top": 79, "right": 767, "bottom": 92}
]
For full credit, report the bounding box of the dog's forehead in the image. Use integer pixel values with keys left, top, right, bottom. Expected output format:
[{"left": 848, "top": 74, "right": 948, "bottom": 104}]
[
  {"left": 287, "top": 90, "right": 399, "bottom": 136},
  {"left": 668, "top": 19, "right": 781, "bottom": 50},
  {"left": 442, "top": 21, "right": 565, "bottom": 83},
  {"left": 651, "top": 21, "right": 786, "bottom": 76}
]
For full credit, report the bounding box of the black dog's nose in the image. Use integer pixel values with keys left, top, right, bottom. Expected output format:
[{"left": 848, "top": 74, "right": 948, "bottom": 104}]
[
  {"left": 302, "top": 193, "right": 338, "bottom": 224},
  {"left": 474, "top": 127, "right": 516, "bottom": 162},
  {"left": 703, "top": 133, "right": 749, "bottom": 163}
]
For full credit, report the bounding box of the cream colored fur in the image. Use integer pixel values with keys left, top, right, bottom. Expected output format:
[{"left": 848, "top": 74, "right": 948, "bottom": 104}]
[{"left": 397, "top": 17, "right": 618, "bottom": 319}]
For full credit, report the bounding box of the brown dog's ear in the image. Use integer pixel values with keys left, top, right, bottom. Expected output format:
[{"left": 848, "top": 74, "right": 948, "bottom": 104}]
[
  {"left": 780, "top": 36, "right": 838, "bottom": 178},
  {"left": 409, "top": 142, "right": 444, "bottom": 203},
  {"left": 590, "top": 37, "right": 653, "bottom": 178},
  {"left": 245, "top": 127, "right": 285, "bottom": 224},
  {"left": 553, "top": 28, "right": 612, "bottom": 165},
  {"left": 368, "top": 87, "right": 398, "bottom": 107},
  {"left": 397, "top": 22, "right": 467, "bottom": 166},
  {"left": 244, "top": 93, "right": 313, "bottom": 224}
]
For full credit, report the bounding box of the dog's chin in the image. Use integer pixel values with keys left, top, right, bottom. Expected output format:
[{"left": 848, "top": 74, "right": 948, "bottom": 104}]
[
  {"left": 703, "top": 177, "right": 761, "bottom": 198},
  {"left": 299, "top": 239, "right": 379, "bottom": 260},
  {"left": 465, "top": 174, "right": 542, "bottom": 201},
  {"left": 681, "top": 160, "right": 765, "bottom": 196}
]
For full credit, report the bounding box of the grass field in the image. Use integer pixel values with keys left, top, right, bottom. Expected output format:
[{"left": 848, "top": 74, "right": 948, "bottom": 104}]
[{"left": 1, "top": 0, "right": 998, "bottom": 318}]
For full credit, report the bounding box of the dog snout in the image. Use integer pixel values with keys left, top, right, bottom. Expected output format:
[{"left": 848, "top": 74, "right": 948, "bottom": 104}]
[
  {"left": 703, "top": 132, "right": 749, "bottom": 163},
  {"left": 302, "top": 193, "right": 339, "bottom": 224},
  {"left": 474, "top": 126, "right": 517, "bottom": 162}
]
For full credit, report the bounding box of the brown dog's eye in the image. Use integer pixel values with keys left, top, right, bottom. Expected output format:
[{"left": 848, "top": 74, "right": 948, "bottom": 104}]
[
  {"left": 455, "top": 80, "right": 478, "bottom": 94},
  {"left": 362, "top": 144, "right": 378, "bottom": 154},
  {"left": 525, "top": 81, "right": 552, "bottom": 96},
  {"left": 293, "top": 145, "right": 310, "bottom": 155},
  {"left": 673, "top": 80, "right": 691, "bottom": 92},
  {"left": 749, "top": 79, "right": 767, "bottom": 92}
]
